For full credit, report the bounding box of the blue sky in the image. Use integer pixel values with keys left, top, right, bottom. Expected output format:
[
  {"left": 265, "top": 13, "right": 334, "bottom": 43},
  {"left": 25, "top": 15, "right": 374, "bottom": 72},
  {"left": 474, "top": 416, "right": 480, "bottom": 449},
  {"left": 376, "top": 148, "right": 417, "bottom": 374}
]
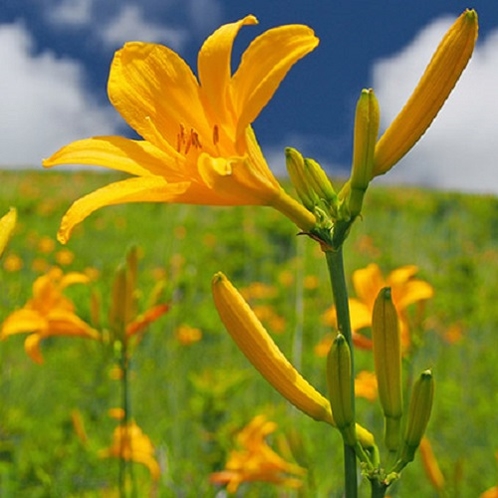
[{"left": 1, "top": 0, "right": 498, "bottom": 193}]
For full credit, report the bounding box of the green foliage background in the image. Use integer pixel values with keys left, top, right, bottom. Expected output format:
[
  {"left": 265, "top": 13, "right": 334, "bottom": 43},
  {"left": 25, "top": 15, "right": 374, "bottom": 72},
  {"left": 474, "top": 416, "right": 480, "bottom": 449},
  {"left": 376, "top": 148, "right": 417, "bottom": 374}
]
[{"left": 0, "top": 170, "right": 497, "bottom": 497}]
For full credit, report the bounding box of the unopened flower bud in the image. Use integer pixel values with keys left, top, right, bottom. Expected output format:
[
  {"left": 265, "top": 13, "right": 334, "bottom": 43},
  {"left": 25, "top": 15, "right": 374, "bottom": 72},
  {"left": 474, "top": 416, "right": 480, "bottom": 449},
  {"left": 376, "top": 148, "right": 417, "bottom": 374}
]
[
  {"left": 372, "top": 287, "right": 402, "bottom": 451},
  {"left": 349, "top": 88, "right": 380, "bottom": 217},
  {"left": 400, "top": 369, "right": 434, "bottom": 464},
  {"left": 327, "top": 333, "right": 356, "bottom": 446}
]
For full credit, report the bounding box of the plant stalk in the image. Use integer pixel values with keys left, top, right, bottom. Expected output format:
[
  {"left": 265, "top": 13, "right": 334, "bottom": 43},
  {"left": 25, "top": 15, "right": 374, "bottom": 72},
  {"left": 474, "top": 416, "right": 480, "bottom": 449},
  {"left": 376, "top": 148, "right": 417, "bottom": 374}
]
[{"left": 325, "top": 246, "right": 358, "bottom": 498}]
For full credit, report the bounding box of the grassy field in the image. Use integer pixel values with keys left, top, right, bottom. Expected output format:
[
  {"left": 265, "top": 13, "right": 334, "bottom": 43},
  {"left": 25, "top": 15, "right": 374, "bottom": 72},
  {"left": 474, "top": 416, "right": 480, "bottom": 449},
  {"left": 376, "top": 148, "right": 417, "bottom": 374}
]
[{"left": 0, "top": 169, "right": 497, "bottom": 497}]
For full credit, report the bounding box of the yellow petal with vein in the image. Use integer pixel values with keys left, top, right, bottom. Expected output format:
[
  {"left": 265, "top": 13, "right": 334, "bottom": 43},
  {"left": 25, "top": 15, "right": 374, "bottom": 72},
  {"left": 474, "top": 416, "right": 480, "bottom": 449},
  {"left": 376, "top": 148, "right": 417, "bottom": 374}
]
[
  {"left": 108, "top": 42, "right": 209, "bottom": 148},
  {"left": 374, "top": 9, "right": 478, "bottom": 175},
  {"left": 212, "top": 272, "right": 334, "bottom": 425},
  {"left": 233, "top": 24, "right": 319, "bottom": 138},
  {"left": 43, "top": 136, "right": 181, "bottom": 177},
  {"left": 57, "top": 177, "right": 190, "bottom": 244},
  {"left": 198, "top": 15, "right": 257, "bottom": 126}
]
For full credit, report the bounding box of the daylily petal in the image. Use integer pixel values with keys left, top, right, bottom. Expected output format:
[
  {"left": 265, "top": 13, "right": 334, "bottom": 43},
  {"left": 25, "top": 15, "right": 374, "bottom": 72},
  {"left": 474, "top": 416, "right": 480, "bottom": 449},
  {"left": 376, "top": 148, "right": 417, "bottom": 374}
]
[
  {"left": 59, "top": 271, "right": 91, "bottom": 288},
  {"left": 374, "top": 9, "right": 478, "bottom": 175},
  {"left": 108, "top": 42, "right": 210, "bottom": 149},
  {"left": 57, "top": 177, "right": 190, "bottom": 243},
  {"left": 24, "top": 334, "right": 44, "bottom": 364},
  {"left": 44, "top": 136, "right": 181, "bottom": 178},
  {"left": 352, "top": 263, "right": 384, "bottom": 308},
  {"left": 126, "top": 303, "right": 170, "bottom": 337},
  {"left": 45, "top": 310, "right": 100, "bottom": 339},
  {"left": 233, "top": 24, "right": 319, "bottom": 137},
  {"left": 1, "top": 309, "right": 47, "bottom": 337},
  {"left": 197, "top": 153, "right": 276, "bottom": 205},
  {"left": 0, "top": 207, "right": 17, "bottom": 257},
  {"left": 348, "top": 299, "right": 373, "bottom": 332},
  {"left": 212, "top": 272, "right": 334, "bottom": 425},
  {"left": 198, "top": 15, "right": 258, "bottom": 128},
  {"left": 387, "top": 265, "right": 419, "bottom": 285},
  {"left": 394, "top": 280, "right": 434, "bottom": 309}
]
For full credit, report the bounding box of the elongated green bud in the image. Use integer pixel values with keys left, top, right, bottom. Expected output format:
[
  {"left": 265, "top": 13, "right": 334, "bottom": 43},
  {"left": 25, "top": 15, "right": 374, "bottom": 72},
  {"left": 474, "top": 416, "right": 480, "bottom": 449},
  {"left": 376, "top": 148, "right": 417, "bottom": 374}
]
[
  {"left": 285, "top": 147, "right": 318, "bottom": 211},
  {"left": 327, "top": 333, "right": 356, "bottom": 446},
  {"left": 349, "top": 89, "right": 380, "bottom": 217},
  {"left": 400, "top": 370, "right": 434, "bottom": 464},
  {"left": 372, "top": 287, "right": 403, "bottom": 451},
  {"left": 304, "top": 158, "right": 337, "bottom": 203}
]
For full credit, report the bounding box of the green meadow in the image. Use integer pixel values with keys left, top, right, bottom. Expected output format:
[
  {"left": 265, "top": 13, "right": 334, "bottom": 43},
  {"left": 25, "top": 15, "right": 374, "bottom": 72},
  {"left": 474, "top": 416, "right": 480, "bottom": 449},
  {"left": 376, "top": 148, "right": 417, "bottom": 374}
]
[{"left": 1, "top": 169, "right": 497, "bottom": 496}]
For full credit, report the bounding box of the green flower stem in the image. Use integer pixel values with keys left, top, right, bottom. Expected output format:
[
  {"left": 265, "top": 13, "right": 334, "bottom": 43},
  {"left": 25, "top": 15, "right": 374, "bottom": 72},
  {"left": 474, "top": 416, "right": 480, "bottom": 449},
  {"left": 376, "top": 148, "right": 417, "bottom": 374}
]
[
  {"left": 117, "top": 341, "right": 137, "bottom": 498},
  {"left": 325, "top": 246, "right": 357, "bottom": 498},
  {"left": 370, "top": 479, "right": 388, "bottom": 498}
]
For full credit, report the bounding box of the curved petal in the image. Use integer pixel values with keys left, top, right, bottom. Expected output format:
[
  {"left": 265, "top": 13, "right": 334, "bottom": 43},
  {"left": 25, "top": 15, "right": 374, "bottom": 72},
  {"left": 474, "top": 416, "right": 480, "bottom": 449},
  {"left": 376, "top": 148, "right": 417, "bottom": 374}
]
[
  {"left": 394, "top": 280, "right": 434, "bottom": 309},
  {"left": 43, "top": 136, "right": 182, "bottom": 178},
  {"left": 232, "top": 24, "right": 319, "bottom": 137},
  {"left": 1, "top": 309, "right": 46, "bottom": 337},
  {"left": 387, "top": 265, "right": 419, "bottom": 285},
  {"left": 197, "top": 151, "right": 278, "bottom": 206},
  {"left": 352, "top": 264, "right": 384, "bottom": 308},
  {"left": 348, "top": 299, "right": 373, "bottom": 332},
  {"left": 45, "top": 311, "right": 100, "bottom": 339},
  {"left": 24, "top": 334, "right": 44, "bottom": 364},
  {"left": 57, "top": 177, "right": 191, "bottom": 244},
  {"left": 109, "top": 42, "right": 210, "bottom": 150},
  {"left": 60, "top": 272, "right": 91, "bottom": 288},
  {"left": 198, "top": 15, "right": 258, "bottom": 127}
]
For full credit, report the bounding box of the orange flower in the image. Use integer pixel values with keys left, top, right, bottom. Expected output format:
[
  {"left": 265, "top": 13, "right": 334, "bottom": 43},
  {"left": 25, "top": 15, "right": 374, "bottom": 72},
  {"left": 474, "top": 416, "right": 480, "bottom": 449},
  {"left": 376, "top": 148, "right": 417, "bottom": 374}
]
[
  {"left": 210, "top": 414, "right": 306, "bottom": 493},
  {"left": 43, "top": 15, "right": 318, "bottom": 243},
  {"left": 99, "top": 419, "right": 160, "bottom": 481},
  {"left": 323, "top": 263, "right": 433, "bottom": 351},
  {"left": 1, "top": 267, "right": 100, "bottom": 363}
]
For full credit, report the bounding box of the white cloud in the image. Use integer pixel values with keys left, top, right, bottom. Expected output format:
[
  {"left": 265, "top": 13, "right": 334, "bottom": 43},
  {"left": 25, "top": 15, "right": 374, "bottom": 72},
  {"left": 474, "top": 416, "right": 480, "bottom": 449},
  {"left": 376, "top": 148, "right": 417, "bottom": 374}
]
[
  {"left": 0, "top": 21, "right": 119, "bottom": 168},
  {"left": 48, "top": 0, "right": 94, "bottom": 26},
  {"left": 372, "top": 16, "right": 498, "bottom": 194},
  {"left": 101, "top": 4, "right": 188, "bottom": 51}
]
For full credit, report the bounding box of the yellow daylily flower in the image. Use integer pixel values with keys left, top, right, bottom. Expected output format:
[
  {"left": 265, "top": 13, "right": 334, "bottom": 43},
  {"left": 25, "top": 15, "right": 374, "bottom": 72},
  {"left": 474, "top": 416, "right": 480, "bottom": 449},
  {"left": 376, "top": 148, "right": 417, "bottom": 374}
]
[
  {"left": 373, "top": 9, "right": 478, "bottom": 176},
  {"left": 210, "top": 414, "right": 306, "bottom": 493},
  {"left": 99, "top": 419, "right": 160, "bottom": 481},
  {"left": 0, "top": 207, "right": 17, "bottom": 257},
  {"left": 322, "top": 263, "right": 434, "bottom": 352},
  {"left": 43, "top": 15, "right": 318, "bottom": 243},
  {"left": 1, "top": 267, "right": 100, "bottom": 363}
]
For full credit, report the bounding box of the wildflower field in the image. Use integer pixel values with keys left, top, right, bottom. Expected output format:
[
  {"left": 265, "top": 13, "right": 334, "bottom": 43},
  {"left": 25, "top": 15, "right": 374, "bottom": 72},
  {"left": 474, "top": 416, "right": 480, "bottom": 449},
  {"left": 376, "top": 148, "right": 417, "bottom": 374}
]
[{"left": 1, "top": 169, "right": 497, "bottom": 497}]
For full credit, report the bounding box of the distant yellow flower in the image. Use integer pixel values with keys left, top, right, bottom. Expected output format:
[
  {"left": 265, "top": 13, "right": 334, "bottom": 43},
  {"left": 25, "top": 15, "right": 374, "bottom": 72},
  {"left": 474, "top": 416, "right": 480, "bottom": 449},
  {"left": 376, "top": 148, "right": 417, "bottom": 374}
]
[
  {"left": 37, "top": 236, "right": 56, "bottom": 254},
  {"left": 3, "top": 253, "right": 23, "bottom": 272},
  {"left": 99, "top": 420, "right": 160, "bottom": 481},
  {"left": 55, "top": 248, "right": 75, "bottom": 266},
  {"left": 210, "top": 414, "right": 306, "bottom": 493},
  {"left": 1, "top": 267, "right": 100, "bottom": 363},
  {"left": 43, "top": 15, "right": 318, "bottom": 243},
  {"left": 175, "top": 324, "right": 202, "bottom": 345},
  {"left": 323, "top": 263, "right": 433, "bottom": 351}
]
